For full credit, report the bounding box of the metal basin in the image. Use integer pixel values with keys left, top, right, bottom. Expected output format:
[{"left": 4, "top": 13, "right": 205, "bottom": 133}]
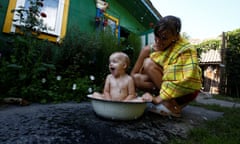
[{"left": 87, "top": 95, "right": 147, "bottom": 120}]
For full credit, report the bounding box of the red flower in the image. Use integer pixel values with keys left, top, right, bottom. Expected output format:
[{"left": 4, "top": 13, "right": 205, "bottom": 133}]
[{"left": 40, "top": 12, "right": 47, "bottom": 18}]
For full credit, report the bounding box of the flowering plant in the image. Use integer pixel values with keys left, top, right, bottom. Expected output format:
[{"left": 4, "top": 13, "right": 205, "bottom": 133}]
[{"left": 11, "top": 0, "right": 47, "bottom": 35}]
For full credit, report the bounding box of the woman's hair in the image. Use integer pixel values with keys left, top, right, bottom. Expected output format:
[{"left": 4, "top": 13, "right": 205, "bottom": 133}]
[{"left": 154, "top": 15, "right": 181, "bottom": 37}]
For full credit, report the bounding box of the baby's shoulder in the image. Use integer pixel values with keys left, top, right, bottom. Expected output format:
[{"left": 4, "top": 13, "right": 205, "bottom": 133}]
[
  {"left": 105, "top": 74, "right": 114, "bottom": 81},
  {"left": 125, "top": 74, "right": 134, "bottom": 81}
]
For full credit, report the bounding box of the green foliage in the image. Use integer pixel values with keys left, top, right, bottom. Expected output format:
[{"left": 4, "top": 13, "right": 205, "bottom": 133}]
[
  {"left": 194, "top": 39, "right": 221, "bottom": 54},
  {"left": 225, "top": 28, "right": 240, "bottom": 98},
  {"left": 20, "top": 75, "right": 95, "bottom": 103},
  {"left": 170, "top": 103, "right": 240, "bottom": 144},
  {"left": 119, "top": 33, "right": 141, "bottom": 74},
  {"left": 56, "top": 26, "right": 122, "bottom": 85},
  {"left": 0, "top": 35, "right": 57, "bottom": 100},
  {"left": 0, "top": 26, "right": 141, "bottom": 103},
  {"left": 0, "top": 30, "right": 104, "bottom": 103},
  {"left": 0, "top": 0, "right": 141, "bottom": 103},
  {"left": 194, "top": 28, "right": 240, "bottom": 98}
]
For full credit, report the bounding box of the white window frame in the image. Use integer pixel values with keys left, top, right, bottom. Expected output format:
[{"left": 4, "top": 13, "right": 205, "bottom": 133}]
[{"left": 12, "top": 0, "right": 65, "bottom": 36}]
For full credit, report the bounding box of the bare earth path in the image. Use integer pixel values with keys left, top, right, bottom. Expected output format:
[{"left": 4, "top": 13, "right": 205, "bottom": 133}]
[{"left": 0, "top": 98, "right": 223, "bottom": 144}]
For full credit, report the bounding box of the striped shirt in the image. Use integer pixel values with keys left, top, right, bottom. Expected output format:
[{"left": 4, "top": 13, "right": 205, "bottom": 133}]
[{"left": 150, "top": 37, "right": 202, "bottom": 100}]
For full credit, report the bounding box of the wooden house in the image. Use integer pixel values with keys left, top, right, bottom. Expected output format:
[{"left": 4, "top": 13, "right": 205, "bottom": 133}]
[
  {"left": 200, "top": 49, "right": 222, "bottom": 94},
  {"left": 0, "top": 0, "right": 161, "bottom": 43}
]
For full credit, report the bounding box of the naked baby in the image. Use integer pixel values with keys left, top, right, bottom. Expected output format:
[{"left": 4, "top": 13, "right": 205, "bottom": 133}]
[{"left": 92, "top": 52, "right": 141, "bottom": 102}]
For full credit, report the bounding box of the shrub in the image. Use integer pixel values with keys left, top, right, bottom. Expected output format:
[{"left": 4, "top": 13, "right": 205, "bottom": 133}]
[{"left": 0, "top": 0, "right": 141, "bottom": 103}]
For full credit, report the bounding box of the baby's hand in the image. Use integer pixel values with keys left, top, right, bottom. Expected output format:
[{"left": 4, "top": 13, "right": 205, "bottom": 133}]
[{"left": 126, "top": 97, "right": 144, "bottom": 102}]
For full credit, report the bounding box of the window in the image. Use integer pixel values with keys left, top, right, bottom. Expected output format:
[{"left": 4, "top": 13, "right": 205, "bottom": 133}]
[
  {"left": 104, "top": 13, "right": 119, "bottom": 37},
  {"left": 3, "top": 0, "right": 69, "bottom": 42}
]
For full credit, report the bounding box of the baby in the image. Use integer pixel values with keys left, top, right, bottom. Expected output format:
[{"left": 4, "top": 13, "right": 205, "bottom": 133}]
[{"left": 92, "top": 52, "right": 139, "bottom": 101}]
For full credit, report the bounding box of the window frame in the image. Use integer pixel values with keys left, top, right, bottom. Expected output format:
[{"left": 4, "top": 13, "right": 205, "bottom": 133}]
[
  {"left": 3, "top": 0, "right": 69, "bottom": 42},
  {"left": 104, "top": 13, "right": 119, "bottom": 37}
]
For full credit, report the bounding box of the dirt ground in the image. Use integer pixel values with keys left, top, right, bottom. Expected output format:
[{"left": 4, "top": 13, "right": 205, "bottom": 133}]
[{"left": 0, "top": 100, "right": 223, "bottom": 144}]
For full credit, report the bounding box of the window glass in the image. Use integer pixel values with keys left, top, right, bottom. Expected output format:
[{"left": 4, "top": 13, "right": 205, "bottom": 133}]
[
  {"left": 3, "top": 0, "right": 70, "bottom": 42},
  {"left": 24, "top": 0, "right": 59, "bottom": 32},
  {"left": 3, "top": 0, "right": 69, "bottom": 42},
  {"left": 103, "top": 13, "right": 119, "bottom": 37},
  {"left": 107, "top": 18, "right": 116, "bottom": 35}
]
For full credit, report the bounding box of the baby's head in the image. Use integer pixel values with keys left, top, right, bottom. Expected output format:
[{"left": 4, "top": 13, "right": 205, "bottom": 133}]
[{"left": 109, "top": 52, "right": 130, "bottom": 74}]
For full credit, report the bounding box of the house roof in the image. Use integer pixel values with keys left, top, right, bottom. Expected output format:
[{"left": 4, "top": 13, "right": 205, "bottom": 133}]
[
  {"left": 200, "top": 49, "right": 222, "bottom": 64},
  {"left": 116, "top": 0, "right": 162, "bottom": 29}
]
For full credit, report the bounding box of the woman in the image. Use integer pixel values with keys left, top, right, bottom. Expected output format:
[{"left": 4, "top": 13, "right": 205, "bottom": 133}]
[{"left": 131, "top": 15, "right": 202, "bottom": 117}]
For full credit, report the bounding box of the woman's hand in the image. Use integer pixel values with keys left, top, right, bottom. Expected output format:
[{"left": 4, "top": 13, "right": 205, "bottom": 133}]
[
  {"left": 142, "top": 92, "right": 153, "bottom": 102},
  {"left": 142, "top": 92, "right": 163, "bottom": 104}
]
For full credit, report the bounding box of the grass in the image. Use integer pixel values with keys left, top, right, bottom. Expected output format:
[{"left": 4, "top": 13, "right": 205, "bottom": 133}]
[{"left": 170, "top": 99, "right": 240, "bottom": 144}]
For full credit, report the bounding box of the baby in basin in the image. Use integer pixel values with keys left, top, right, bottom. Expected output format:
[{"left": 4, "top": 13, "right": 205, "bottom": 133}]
[{"left": 92, "top": 52, "right": 142, "bottom": 102}]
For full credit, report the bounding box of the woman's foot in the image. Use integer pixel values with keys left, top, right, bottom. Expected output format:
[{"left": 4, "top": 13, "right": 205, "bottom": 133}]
[{"left": 147, "top": 99, "right": 181, "bottom": 117}]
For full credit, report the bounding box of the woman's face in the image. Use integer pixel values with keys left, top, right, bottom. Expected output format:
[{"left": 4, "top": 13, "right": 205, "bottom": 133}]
[{"left": 154, "top": 30, "right": 178, "bottom": 51}]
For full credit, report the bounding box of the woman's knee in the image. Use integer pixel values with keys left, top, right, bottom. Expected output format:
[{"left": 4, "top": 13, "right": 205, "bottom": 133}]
[
  {"left": 143, "top": 58, "right": 161, "bottom": 72},
  {"left": 132, "top": 73, "right": 143, "bottom": 86},
  {"left": 143, "top": 58, "right": 155, "bottom": 69}
]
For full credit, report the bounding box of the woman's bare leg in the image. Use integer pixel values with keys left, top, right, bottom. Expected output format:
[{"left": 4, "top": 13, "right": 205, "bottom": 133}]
[
  {"left": 142, "top": 58, "right": 163, "bottom": 89},
  {"left": 132, "top": 58, "right": 163, "bottom": 91},
  {"left": 132, "top": 73, "right": 155, "bottom": 90}
]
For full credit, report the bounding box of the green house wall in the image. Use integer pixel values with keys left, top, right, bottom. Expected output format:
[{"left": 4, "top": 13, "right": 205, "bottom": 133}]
[
  {"left": 0, "top": 0, "right": 149, "bottom": 40},
  {"left": 0, "top": 0, "right": 10, "bottom": 40},
  {"left": 68, "top": 0, "right": 147, "bottom": 34}
]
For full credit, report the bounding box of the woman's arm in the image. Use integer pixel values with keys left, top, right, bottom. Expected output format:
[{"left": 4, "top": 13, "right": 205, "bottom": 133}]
[{"left": 131, "top": 45, "right": 151, "bottom": 75}]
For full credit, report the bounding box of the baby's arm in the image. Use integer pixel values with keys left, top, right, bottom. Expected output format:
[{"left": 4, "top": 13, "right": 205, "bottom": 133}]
[
  {"left": 124, "top": 76, "right": 136, "bottom": 101},
  {"left": 92, "top": 92, "right": 104, "bottom": 100},
  {"left": 103, "top": 75, "right": 111, "bottom": 100}
]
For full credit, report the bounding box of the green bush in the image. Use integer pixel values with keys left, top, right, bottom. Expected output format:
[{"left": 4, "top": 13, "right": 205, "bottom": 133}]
[
  {"left": 0, "top": 26, "right": 142, "bottom": 103},
  {"left": 225, "top": 29, "right": 240, "bottom": 98},
  {"left": 0, "top": 0, "right": 141, "bottom": 103}
]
